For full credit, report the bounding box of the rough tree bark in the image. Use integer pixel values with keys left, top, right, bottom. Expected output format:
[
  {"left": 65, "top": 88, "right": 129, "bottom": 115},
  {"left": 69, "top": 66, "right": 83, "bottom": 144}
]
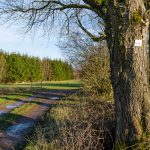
[
  {"left": 105, "top": 0, "right": 150, "bottom": 145},
  {"left": 84, "top": 0, "right": 150, "bottom": 145},
  {"left": 0, "top": 0, "right": 149, "bottom": 146}
]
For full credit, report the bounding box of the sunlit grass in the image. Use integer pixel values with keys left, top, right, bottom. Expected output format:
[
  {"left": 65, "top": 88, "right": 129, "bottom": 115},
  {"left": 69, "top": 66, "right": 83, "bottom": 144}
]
[
  {"left": 0, "top": 93, "right": 32, "bottom": 106},
  {"left": 0, "top": 80, "right": 81, "bottom": 90},
  {"left": 25, "top": 92, "right": 114, "bottom": 150}
]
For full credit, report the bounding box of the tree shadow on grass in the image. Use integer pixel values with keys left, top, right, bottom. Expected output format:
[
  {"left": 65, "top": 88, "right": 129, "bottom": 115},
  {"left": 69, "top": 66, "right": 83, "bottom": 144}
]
[
  {"left": 0, "top": 82, "right": 81, "bottom": 89},
  {"left": 0, "top": 89, "right": 79, "bottom": 107},
  {"left": 38, "top": 83, "right": 81, "bottom": 88},
  {"left": 0, "top": 113, "right": 34, "bottom": 131},
  {"left": 0, "top": 94, "right": 62, "bottom": 106},
  {"left": 6, "top": 93, "right": 33, "bottom": 97}
]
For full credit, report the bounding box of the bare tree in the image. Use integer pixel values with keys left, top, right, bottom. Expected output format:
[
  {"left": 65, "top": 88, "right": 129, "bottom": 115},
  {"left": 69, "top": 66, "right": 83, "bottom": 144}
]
[
  {"left": 0, "top": 0, "right": 149, "bottom": 146},
  {"left": 59, "top": 32, "right": 111, "bottom": 95},
  {"left": 58, "top": 9, "right": 105, "bottom": 69},
  {"left": 59, "top": 31, "right": 94, "bottom": 69}
]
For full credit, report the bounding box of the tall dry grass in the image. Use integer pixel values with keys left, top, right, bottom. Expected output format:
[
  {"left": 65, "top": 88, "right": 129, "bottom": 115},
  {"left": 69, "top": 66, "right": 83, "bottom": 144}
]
[
  {"left": 25, "top": 93, "right": 115, "bottom": 150},
  {"left": 25, "top": 47, "right": 115, "bottom": 150}
]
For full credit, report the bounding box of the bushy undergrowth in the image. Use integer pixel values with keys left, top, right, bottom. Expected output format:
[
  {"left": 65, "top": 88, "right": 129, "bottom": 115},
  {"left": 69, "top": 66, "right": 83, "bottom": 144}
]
[
  {"left": 80, "top": 47, "right": 112, "bottom": 96},
  {"left": 25, "top": 93, "right": 115, "bottom": 150},
  {"left": 25, "top": 46, "right": 115, "bottom": 150}
]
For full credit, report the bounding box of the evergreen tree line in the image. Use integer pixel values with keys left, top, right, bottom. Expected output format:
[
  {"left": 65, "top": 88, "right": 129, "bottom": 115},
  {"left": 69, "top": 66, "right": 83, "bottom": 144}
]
[{"left": 0, "top": 51, "right": 74, "bottom": 83}]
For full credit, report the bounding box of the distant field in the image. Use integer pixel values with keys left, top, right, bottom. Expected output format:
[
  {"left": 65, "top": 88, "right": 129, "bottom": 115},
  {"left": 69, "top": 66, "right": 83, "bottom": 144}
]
[{"left": 0, "top": 80, "right": 81, "bottom": 90}]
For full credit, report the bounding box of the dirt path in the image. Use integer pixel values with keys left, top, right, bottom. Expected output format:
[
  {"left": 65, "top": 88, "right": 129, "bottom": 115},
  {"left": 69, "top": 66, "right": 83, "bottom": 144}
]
[{"left": 0, "top": 89, "right": 77, "bottom": 150}]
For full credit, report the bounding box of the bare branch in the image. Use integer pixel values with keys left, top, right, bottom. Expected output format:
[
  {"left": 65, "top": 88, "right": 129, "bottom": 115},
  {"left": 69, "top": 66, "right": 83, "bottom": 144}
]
[
  {"left": 76, "top": 10, "right": 106, "bottom": 42},
  {"left": 0, "top": 0, "right": 105, "bottom": 41}
]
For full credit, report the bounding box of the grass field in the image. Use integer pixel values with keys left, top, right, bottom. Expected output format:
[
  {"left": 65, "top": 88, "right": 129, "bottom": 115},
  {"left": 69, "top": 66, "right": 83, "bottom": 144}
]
[{"left": 0, "top": 80, "right": 81, "bottom": 90}]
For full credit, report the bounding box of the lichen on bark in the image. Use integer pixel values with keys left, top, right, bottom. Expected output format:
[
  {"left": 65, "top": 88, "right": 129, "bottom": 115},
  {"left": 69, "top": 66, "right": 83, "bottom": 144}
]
[{"left": 131, "top": 11, "right": 143, "bottom": 24}]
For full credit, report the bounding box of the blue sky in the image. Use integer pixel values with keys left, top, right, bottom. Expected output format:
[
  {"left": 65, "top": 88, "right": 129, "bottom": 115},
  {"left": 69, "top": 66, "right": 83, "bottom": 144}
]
[{"left": 0, "top": 25, "right": 64, "bottom": 60}]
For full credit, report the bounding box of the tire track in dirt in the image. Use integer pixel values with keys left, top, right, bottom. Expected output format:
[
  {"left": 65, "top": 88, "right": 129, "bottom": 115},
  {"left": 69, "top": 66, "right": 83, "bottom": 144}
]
[
  {"left": 0, "top": 89, "right": 77, "bottom": 150},
  {"left": 0, "top": 95, "right": 37, "bottom": 116}
]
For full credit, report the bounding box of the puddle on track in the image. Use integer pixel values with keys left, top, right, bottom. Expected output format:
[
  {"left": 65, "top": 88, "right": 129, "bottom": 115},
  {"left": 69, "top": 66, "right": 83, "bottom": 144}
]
[
  {"left": 50, "top": 97, "right": 60, "bottom": 100},
  {"left": 0, "top": 92, "right": 69, "bottom": 149},
  {"left": 0, "top": 110, "right": 7, "bottom": 116},
  {"left": 40, "top": 103, "right": 51, "bottom": 108},
  {"left": 6, "top": 102, "right": 25, "bottom": 109},
  {"left": 27, "top": 95, "right": 37, "bottom": 100},
  {"left": 2, "top": 94, "right": 61, "bottom": 138},
  {"left": 6, "top": 122, "right": 34, "bottom": 138},
  {"left": 27, "top": 97, "right": 33, "bottom": 101},
  {"left": 5, "top": 96, "right": 36, "bottom": 110}
]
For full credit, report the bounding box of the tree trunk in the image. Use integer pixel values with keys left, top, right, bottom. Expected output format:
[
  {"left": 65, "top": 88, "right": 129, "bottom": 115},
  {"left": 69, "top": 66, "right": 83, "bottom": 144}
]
[{"left": 105, "top": 0, "right": 150, "bottom": 145}]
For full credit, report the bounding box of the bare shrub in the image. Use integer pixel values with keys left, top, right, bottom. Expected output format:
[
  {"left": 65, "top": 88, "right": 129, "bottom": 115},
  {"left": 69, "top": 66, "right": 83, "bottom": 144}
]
[
  {"left": 26, "top": 94, "right": 115, "bottom": 150},
  {"left": 80, "top": 46, "right": 112, "bottom": 97}
]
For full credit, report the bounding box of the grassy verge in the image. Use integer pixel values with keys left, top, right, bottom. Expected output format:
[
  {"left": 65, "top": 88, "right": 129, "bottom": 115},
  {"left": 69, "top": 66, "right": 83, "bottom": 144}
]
[
  {"left": 25, "top": 92, "right": 115, "bottom": 150},
  {"left": 0, "top": 80, "right": 81, "bottom": 90},
  {"left": 0, "top": 93, "right": 32, "bottom": 106}
]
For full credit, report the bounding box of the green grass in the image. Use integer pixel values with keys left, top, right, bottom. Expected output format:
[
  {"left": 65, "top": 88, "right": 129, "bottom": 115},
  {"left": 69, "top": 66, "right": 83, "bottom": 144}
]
[
  {"left": 0, "top": 93, "right": 33, "bottom": 106},
  {"left": 25, "top": 91, "right": 115, "bottom": 150},
  {"left": 0, "top": 92, "right": 34, "bottom": 130},
  {"left": 0, "top": 80, "right": 81, "bottom": 131},
  {"left": 24, "top": 93, "right": 114, "bottom": 150},
  {"left": 24, "top": 96, "right": 80, "bottom": 150},
  {"left": 0, "top": 80, "right": 81, "bottom": 90},
  {"left": 0, "top": 96, "right": 73, "bottom": 131},
  {"left": 0, "top": 102, "right": 38, "bottom": 130}
]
